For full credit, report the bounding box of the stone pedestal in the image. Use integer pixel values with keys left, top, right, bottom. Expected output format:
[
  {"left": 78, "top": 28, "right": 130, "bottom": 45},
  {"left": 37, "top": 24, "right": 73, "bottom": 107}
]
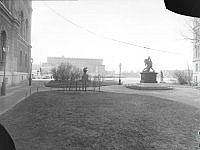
[{"left": 140, "top": 72, "right": 157, "bottom": 83}]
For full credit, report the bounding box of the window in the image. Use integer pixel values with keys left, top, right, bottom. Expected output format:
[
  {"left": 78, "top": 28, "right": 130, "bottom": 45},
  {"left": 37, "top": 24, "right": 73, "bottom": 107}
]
[
  {"left": 25, "top": 54, "right": 28, "bottom": 68},
  {"left": 19, "top": 51, "right": 22, "bottom": 66},
  {"left": 196, "top": 63, "right": 198, "bottom": 72},
  {"left": 195, "top": 76, "right": 198, "bottom": 83},
  {"left": 25, "top": 19, "right": 29, "bottom": 41},
  {"left": 20, "top": 11, "right": 24, "bottom": 37},
  {"left": 0, "top": 31, "right": 6, "bottom": 63},
  {"left": 199, "top": 65, "right": 200, "bottom": 73},
  {"left": 195, "top": 47, "right": 199, "bottom": 58}
]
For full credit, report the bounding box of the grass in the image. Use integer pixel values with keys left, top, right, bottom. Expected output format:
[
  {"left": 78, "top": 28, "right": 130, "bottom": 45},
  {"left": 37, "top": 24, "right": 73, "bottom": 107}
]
[{"left": 0, "top": 91, "right": 200, "bottom": 150}]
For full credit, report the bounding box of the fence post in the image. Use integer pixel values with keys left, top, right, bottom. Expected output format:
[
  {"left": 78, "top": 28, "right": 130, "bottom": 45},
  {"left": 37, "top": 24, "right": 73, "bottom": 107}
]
[
  {"left": 92, "top": 80, "right": 94, "bottom": 91},
  {"left": 93, "top": 77, "right": 96, "bottom": 91},
  {"left": 85, "top": 80, "right": 86, "bottom": 91},
  {"left": 30, "top": 88, "right": 31, "bottom": 95},
  {"left": 99, "top": 80, "right": 100, "bottom": 92},
  {"left": 98, "top": 75, "right": 101, "bottom": 92}
]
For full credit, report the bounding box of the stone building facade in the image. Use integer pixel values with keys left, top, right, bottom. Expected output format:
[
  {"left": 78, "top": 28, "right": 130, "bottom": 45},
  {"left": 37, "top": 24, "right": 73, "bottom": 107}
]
[
  {"left": 0, "top": 0, "right": 32, "bottom": 86},
  {"left": 193, "top": 18, "right": 200, "bottom": 84},
  {"left": 42, "top": 57, "right": 106, "bottom": 76}
]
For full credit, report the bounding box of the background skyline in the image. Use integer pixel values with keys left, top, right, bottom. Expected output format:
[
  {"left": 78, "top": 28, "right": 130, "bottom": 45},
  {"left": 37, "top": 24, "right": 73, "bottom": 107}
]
[{"left": 31, "top": 0, "right": 193, "bottom": 73}]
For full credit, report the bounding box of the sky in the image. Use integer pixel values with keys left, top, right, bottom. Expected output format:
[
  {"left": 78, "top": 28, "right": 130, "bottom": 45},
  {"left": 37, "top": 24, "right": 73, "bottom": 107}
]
[{"left": 31, "top": 0, "right": 193, "bottom": 73}]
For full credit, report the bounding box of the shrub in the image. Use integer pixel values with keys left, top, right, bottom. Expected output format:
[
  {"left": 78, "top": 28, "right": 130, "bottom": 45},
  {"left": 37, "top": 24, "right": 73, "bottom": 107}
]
[
  {"left": 51, "top": 63, "right": 82, "bottom": 82},
  {"left": 173, "top": 70, "right": 193, "bottom": 85}
]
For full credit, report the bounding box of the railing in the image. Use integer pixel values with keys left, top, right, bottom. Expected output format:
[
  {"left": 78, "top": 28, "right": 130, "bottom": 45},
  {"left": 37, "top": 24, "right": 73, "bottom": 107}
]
[
  {"left": 22, "top": 76, "right": 119, "bottom": 97},
  {"left": 44, "top": 79, "right": 103, "bottom": 92}
]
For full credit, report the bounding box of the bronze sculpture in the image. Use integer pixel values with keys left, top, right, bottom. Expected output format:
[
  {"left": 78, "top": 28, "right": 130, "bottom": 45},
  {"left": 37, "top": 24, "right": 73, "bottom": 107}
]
[{"left": 143, "top": 56, "right": 155, "bottom": 72}]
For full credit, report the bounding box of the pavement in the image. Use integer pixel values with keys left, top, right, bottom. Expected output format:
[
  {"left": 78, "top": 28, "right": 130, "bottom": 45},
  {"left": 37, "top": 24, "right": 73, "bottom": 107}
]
[
  {"left": 0, "top": 81, "right": 200, "bottom": 116},
  {"left": 125, "top": 83, "right": 173, "bottom": 90},
  {"left": 0, "top": 80, "right": 51, "bottom": 115},
  {"left": 102, "top": 85, "right": 200, "bottom": 109}
]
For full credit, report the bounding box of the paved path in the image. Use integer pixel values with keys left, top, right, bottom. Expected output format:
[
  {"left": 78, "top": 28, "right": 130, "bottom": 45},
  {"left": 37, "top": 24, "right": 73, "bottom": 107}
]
[
  {"left": 102, "top": 85, "right": 200, "bottom": 109},
  {"left": 0, "top": 80, "right": 50, "bottom": 115}
]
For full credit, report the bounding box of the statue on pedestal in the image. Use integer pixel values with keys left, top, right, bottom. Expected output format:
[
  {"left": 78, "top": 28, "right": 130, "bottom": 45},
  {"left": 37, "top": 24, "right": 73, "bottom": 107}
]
[{"left": 140, "top": 56, "right": 157, "bottom": 83}]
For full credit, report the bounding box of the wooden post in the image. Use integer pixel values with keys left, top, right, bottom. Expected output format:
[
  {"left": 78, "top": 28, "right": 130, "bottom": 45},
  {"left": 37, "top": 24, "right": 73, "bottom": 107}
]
[
  {"left": 93, "top": 78, "right": 95, "bottom": 91},
  {"left": 98, "top": 75, "right": 101, "bottom": 92},
  {"left": 69, "top": 80, "right": 71, "bottom": 91}
]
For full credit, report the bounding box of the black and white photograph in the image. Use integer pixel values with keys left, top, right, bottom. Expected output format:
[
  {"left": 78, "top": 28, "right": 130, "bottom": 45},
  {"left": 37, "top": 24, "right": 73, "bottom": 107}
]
[{"left": 0, "top": 0, "right": 200, "bottom": 149}]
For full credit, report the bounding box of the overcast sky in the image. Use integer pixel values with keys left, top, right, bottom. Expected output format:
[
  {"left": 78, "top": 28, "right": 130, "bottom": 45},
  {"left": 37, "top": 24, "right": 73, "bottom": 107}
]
[{"left": 31, "top": 0, "right": 193, "bottom": 72}]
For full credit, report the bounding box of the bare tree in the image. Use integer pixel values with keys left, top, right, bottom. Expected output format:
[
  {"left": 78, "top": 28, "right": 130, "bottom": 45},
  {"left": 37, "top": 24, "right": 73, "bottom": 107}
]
[
  {"left": 51, "top": 63, "right": 82, "bottom": 82},
  {"left": 182, "top": 18, "right": 200, "bottom": 43},
  {"left": 173, "top": 70, "right": 193, "bottom": 85},
  {"left": 179, "top": 18, "right": 198, "bottom": 85},
  {"left": 70, "top": 67, "right": 82, "bottom": 81},
  {"left": 51, "top": 67, "right": 58, "bottom": 81}
]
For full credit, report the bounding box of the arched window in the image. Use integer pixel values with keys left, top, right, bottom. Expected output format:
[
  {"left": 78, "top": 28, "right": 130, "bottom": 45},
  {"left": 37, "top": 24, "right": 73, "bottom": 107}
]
[{"left": 0, "top": 31, "right": 6, "bottom": 63}]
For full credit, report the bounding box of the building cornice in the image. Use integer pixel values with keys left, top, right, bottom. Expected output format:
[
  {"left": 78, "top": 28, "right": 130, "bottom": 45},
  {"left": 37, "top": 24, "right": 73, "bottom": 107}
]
[
  {"left": 17, "top": 34, "right": 32, "bottom": 49},
  {"left": 0, "top": 2, "right": 20, "bottom": 26},
  {"left": 194, "top": 42, "right": 200, "bottom": 46},
  {"left": 193, "top": 58, "right": 200, "bottom": 62}
]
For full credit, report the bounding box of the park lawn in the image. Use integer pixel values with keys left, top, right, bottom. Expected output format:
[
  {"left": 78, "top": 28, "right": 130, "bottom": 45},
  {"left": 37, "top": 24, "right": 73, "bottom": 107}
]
[{"left": 0, "top": 91, "right": 200, "bottom": 150}]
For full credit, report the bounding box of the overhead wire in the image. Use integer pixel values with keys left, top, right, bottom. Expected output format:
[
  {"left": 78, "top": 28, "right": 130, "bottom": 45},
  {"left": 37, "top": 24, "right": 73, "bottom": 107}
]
[{"left": 44, "top": 3, "right": 183, "bottom": 55}]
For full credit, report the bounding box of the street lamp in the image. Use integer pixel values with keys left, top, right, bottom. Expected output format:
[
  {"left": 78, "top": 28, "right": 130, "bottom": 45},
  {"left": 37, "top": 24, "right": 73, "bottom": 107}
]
[
  {"left": 119, "top": 63, "right": 122, "bottom": 85},
  {"left": 29, "top": 58, "right": 33, "bottom": 86},
  {"left": 1, "top": 47, "right": 7, "bottom": 96}
]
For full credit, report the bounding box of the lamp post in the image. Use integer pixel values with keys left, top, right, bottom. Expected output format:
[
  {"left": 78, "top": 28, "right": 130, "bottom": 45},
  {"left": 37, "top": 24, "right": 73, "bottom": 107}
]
[
  {"left": 1, "top": 47, "right": 6, "bottom": 96},
  {"left": 29, "top": 58, "right": 33, "bottom": 86},
  {"left": 119, "top": 63, "right": 122, "bottom": 85},
  {"left": 82, "top": 67, "right": 88, "bottom": 91}
]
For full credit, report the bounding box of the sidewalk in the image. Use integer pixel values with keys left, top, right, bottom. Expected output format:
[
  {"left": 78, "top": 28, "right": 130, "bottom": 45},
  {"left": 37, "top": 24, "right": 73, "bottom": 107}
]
[
  {"left": 0, "top": 80, "right": 50, "bottom": 115},
  {"left": 102, "top": 85, "right": 200, "bottom": 109}
]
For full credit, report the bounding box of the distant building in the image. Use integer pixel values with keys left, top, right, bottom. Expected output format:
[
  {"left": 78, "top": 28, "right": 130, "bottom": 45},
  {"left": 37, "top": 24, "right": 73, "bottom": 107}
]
[
  {"left": 42, "top": 56, "right": 106, "bottom": 75},
  {"left": 0, "top": 0, "right": 32, "bottom": 85},
  {"left": 193, "top": 18, "right": 200, "bottom": 84}
]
